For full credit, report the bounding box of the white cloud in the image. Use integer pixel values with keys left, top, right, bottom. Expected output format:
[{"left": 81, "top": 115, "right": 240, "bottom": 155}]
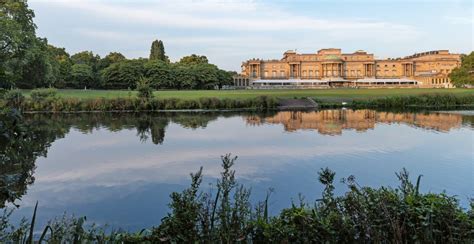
[
  {"left": 40, "top": 0, "right": 417, "bottom": 33},
  {"left": 444, "top": 16, "right": 474, "bottom": 25},
  {"left": 29, "top": 0, "right": 432, "bottom": 70}
]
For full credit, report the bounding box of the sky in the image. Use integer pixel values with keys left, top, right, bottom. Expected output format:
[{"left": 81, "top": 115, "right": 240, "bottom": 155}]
[{"left": 29, "top": 0, "right": 473, "bottom": 71}]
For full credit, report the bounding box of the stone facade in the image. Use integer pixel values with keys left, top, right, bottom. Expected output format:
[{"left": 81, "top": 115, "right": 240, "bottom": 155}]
[{"left": 237, "top": 49, "right": 461, "bottom": 88}]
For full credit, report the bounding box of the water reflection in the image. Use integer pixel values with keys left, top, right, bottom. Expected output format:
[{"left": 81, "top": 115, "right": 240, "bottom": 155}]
[
  {"left": 247, "top": 110, "right": 465, "bottom": 135},
  {"left": 2, "top": 110, "right": 473, "bottom": 230}
]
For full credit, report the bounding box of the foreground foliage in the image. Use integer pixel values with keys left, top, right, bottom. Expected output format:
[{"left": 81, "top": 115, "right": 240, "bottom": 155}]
[{"left": 1, "top": 157, "right": 473, "bottom": 243}]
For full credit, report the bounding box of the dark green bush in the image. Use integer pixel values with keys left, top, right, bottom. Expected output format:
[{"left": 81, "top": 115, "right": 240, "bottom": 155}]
[
  {"left": 136, "top": 77, "right": 154, "bottom": 100},
  {"left": 3, "top": 89, "right": 25, "bottom": 108},
  {"left": 30, "top": 88, "right": 58, "bottom": 102}
]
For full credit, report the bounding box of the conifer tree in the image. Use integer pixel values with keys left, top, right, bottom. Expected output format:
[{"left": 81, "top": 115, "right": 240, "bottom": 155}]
[{"left": 149, "top": 40, "right": 168, "bottom": 62}]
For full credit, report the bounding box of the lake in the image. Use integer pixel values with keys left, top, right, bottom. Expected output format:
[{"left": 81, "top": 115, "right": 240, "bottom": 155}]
[{"left": 5, "top": 109, "right": 474, "bottom": 231}]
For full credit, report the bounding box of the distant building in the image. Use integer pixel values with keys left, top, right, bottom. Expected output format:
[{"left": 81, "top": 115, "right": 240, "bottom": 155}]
[{"left": 235, "top": 49, "right": 461, "bottom": 88}]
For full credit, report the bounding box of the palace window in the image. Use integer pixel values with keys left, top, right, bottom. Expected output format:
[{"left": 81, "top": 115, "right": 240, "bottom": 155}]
[
  {"left": 280, "top": 71, "right": 285, "bottom": 77},
  {"left": 272, "top": 71, "right": 277, "bottom": 77},
  {"left": 264, "top": 71, "right": 268, "bottom": 77},
  {"left": 309, "top": 70, "right": 313, "bottom": 77}
]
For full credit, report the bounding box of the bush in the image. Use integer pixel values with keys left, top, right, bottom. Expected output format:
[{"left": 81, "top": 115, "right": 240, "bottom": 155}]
[
  {"left": 136, "top": 77, "right": 154, "bottom": 100},
  {"left": 30, "top": 88, "right": 58, "bottom": 102},
  {"left": 3, "top": 90, "right": 25, "bottom": 108}
]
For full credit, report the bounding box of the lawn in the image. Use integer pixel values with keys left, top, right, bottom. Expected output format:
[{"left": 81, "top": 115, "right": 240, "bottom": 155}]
[{"left": 21, "top": 88, "right": 474, "bottom": 101}]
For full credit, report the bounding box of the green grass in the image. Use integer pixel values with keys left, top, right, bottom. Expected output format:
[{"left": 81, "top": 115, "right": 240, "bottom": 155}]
[{"left": 20, "top": 88, "right": 474, "bottom": 101}]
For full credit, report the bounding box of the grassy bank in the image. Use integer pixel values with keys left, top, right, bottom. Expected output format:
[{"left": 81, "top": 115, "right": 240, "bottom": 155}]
[
  {"left": 18, "top": 88, "right": 474, "bottom": 100},
  {"left": 2, "top": 89, "right": 474, "bottom": 112}
]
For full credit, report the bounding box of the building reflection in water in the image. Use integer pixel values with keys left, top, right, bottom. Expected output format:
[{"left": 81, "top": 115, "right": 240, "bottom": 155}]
[{"left": 246, "top": 110, "right": 464, "bottom": 135}]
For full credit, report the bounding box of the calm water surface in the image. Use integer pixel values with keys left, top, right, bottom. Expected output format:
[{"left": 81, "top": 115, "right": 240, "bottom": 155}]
[{"left": 7, "top": 110, "right": 474, "bottom": 231}]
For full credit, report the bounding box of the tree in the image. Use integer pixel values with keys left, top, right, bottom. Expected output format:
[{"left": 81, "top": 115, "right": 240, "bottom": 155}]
[
  {"left": 101, "top": 59, "right": 146, "bottom": 89},
  {"left": 145, "top": 60, "right": 175, "bottom": 89},
  {"left": 0, "top": 0, "right": 37, "bottom": 88},
  {"left": 179, "top": 54, "right": 208, "bottom": 65},
  {"left": 149, "top": 40, "right": 168, "bottom": 62},
  {"left": 47, "top": 44, "right": 72, "bottom": 88},
  {"left": 70, "top": 64, "right": 94, "bottom": 88},
  {"left": 191, "top": 63, "right": 220, "bottom": 89},
  {"left": 449, "top": 52, "right": 474, "bottom": 87},
  {"left": 71, "top": 51, "right": 100, "bottom": 67},
  {"left": 0, "top": 0, "right": 36, "bottom": 61},
  {"left": 98, "top": 52, "right": 126, "bottom": 70}
]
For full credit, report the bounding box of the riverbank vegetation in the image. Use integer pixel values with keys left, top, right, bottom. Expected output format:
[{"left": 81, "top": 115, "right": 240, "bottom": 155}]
[
  {"left": 1, "top": 88, "right": 473, "bottom": 112},
  {"left": 1, "top": 155, "right": 473, "bottom": 242}
]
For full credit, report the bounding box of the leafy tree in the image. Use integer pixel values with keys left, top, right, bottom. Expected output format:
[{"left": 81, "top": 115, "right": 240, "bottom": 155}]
[
  {"left": 0, "top": 0, "right": 36, "bottom": 61},
  {"left": 149, "top": 40, "right": 168, "bottom": 62},
  {"left": 173, "top": 64, "right": 195, "bottom": 89},
  {"left": 98, "top": 52, "right": 126, "bottom": 70},
  {"left": 15, "top": 38, "right": 59, "bottom": 88},
  {"left": 0, "top": 0, "right": 37, "bottom": 88},
  {"left": 179, "top": 54, "right": 208, "bottom": 65},
  {"left": 71, "top": 51, "right": 100, "bottom": 67},
  {"left": 101, "top": 59, "right": 146, "bottom": 89},
  {"left": 449, "top": 51, "right": 474, "bottom": 87},
  {"left": 217, "top": 69, "right": 234, "bottom": 88},
  {"left": 191, "top": 63, "right": 220, "bottom": 89},
  {"left": 70, "top": 64, "right": 94, "bottom": 89},
  {"left": 47, "top": 45, "right": 72, "bottom": 88},
  {"left": 145, "top": 60, "right": 175, "bottom": 88}
]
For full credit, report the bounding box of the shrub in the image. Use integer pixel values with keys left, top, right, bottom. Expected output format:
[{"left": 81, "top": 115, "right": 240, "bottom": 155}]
[
  {"left": 136, "top": 77, "right": 154, "bottom": 100},
  {"left": 0, "top": 88, "right": 7, "bottom": 99},
  {"left": 30, "top": 88, "right": 58, "bottom": 102},
  {"left": 3, "top": 89, "right": 25, "bottom": 108}
]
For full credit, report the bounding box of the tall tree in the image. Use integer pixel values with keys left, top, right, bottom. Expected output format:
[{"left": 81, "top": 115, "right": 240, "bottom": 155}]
[
  {"left": 149, "top": 40, "right": 168, "bottom": 62},
  {"left": 0, "top": 0, "right": 37, "bottom": 88}
]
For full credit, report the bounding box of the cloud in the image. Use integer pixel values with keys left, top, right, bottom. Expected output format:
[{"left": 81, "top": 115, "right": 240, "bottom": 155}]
[
  {"left": 29, "top": 0, "right": 433, "bottom": 70},
  {"left": 41, "top": 0, "right": 417, "bottom": 33},
  {"left": 444, "top": 16, "right": 474, "bottom": 25}
]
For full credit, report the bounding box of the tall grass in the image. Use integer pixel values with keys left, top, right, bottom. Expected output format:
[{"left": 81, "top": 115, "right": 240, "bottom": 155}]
[
  {"left": 2, "top": 95, "right": 278, "bottom": 112},
  {"left": 1, "top": 155, "right": 472, "bottom": 243}
]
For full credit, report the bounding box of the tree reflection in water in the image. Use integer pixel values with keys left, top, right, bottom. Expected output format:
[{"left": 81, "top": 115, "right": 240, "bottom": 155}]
[{"left": 0, "top": 109, "right": 470, "bottom": 208}]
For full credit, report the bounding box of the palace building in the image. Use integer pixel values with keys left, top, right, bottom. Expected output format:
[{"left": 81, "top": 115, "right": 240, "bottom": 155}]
[{"left": 234, "top": 49, "right": 461, "bottom": 88}]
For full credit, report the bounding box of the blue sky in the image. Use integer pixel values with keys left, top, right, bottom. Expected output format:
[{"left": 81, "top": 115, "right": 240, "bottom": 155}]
[{"left": 29, "top": 0, "right": 473, "bottom": 71}]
